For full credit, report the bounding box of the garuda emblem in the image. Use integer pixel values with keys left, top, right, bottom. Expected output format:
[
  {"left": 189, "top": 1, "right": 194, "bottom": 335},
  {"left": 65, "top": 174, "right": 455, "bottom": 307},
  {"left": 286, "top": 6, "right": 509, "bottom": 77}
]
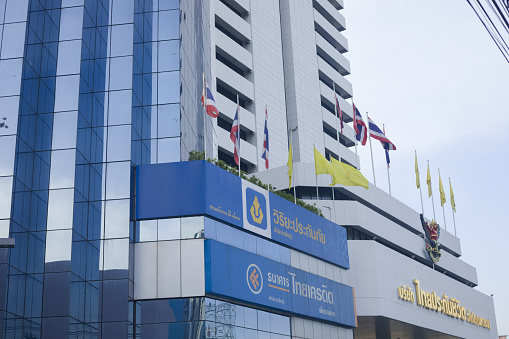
[{"left": 420, "top": 214, "right": 441, "bottom": 263}]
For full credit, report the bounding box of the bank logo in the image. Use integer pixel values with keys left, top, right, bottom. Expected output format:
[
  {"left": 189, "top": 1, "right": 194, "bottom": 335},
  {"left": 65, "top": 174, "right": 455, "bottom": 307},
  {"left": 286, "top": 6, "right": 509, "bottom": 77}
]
[
  {"left": 246, "top": 264, "right": 263, "bottom": 294},
  {"left": 246, "top": 188, "right": 267, "bottom": 230}
]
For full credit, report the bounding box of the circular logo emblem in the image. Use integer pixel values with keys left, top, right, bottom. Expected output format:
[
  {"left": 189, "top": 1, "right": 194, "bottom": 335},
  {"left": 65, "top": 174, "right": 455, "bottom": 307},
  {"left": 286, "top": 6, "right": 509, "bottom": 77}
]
[{"left": 246, "top": 264, "right": 263, "bottom": 294}]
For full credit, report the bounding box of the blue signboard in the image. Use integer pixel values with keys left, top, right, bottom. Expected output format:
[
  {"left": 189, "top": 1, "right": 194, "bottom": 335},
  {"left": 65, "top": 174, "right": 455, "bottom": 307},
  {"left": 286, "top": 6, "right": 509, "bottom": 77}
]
[
  {"left": 205, "top": 240, "right": 356, "bottom": 327},
  {"left": 136, "top": 161, "right": 349, "bottom": 269}
]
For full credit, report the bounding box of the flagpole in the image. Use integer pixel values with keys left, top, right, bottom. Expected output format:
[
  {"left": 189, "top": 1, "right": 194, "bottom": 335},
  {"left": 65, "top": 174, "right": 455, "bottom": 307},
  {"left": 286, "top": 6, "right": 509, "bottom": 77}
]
[
  {"left": 291, "top": 130, "right": 296, "bottom": 203},
  {"left": 449, "top": 177, "right": 457, "bottom": 236},
  {"left": 439, "top": 169, "right": 447, "bottom": 231},
  {"left": 366, "top": 112, "right": 376, "bottom": 186},
  {"left": 383, "top": 124, "right": 391, "bottom": 196},
  {"left": 428, "top": 160, "right": 436, "bottom": 221},
  {"left": 314, "top": 144, "right": 319, "bottom": 201},
  {"left": 351, "top": 99, "right": 360, "bottom": 170},
  {"left": 332, "top": 83, "right": 339, "bottom": 223},
  {"left": 203, "top": 72, "right": 207, "bottom": 160},
  {"left": 237, "top": 94, "right": 240, "bottom": 177},
  {"left": 416, "top": 151, "right": 425, "bottom": 216},
  {"left": 266, "top": 104, "right": 269, "bottom": 193}
]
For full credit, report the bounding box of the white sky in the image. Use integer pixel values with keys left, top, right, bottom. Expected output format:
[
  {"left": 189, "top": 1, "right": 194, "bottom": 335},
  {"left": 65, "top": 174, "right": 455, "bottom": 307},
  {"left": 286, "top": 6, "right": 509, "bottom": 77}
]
[{"left": 344, "top": 0, "right": 509, "bottom": 335}]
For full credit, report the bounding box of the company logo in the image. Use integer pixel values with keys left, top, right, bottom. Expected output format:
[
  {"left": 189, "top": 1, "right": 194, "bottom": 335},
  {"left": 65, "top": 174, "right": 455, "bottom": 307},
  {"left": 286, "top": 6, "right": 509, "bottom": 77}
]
[
  {"left": 246, "top": 264, "right": 263, "bottom": 294},
  {"left": 246, "top": 188, "right": 267, "bottom": 230}
]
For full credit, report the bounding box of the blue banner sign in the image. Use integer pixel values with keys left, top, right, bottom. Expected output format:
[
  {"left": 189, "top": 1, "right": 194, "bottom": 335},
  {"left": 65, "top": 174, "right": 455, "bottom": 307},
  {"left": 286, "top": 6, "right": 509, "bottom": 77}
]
[
  {"left": 136, "top": 161, "right": 349, "bottom": 269},
  {"left": 205, "top": 240, "right": 356, "bottom": 327}
]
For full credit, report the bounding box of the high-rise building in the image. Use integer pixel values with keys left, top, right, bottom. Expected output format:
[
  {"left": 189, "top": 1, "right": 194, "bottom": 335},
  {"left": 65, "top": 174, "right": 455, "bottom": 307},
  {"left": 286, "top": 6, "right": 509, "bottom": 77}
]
[{"left": 0, "top": 0, "right": 497, "bottom": 339}]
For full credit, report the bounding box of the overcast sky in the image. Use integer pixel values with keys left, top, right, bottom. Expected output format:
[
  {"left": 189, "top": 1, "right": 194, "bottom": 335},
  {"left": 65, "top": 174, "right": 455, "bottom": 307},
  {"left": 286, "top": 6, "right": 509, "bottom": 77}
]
[{"left": 344, "top": 0, "right": 509, "bottom": 335}]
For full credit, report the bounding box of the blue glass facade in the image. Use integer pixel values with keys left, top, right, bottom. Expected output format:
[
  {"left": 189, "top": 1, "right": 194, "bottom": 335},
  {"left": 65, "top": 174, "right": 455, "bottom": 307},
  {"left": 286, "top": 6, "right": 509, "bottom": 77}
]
[{"left": 0, "top": 0, "right": 211, "bottom": 337}]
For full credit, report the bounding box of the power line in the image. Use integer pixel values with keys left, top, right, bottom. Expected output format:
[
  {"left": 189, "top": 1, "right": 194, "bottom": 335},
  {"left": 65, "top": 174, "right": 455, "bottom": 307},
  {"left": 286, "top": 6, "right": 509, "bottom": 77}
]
[{"left": 467, "top": 0, "right": 509, "bottom": 63}]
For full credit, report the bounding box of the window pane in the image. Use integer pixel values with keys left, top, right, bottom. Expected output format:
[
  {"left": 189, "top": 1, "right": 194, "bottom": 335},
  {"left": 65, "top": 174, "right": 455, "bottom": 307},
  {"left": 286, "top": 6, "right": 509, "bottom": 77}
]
[
  {"left": 157, "top": 71, "right": 179, "bottom": 104},
  {"left": 52, "top": 112, "right": 78, "bottom": 149},
  {"left": 47, "top": 188, "right": 74, "bottom": 230},
  {"left": 180, "top": 216, "right": 203, "bottom": 239},
  {"left": 157, "top": 104, "right": 179, "bottom": 138},
  {"left": 157, "top": 137, "right": 179, "bottom": 163},
  {"left": 158, "top": 10, "right": 179, "bottom": 41},
  {"left": 158, "top": 40, "right": 179, "bottom": 72},
  {"left": 1, "top": 23, "right": 26, "bottom": 59},
  {"left": 0, "top": 177, "right": 13, "bottom": 219},
  {"left": 138, "top": 220, "right": 157, "bottom": 242},
  {"left": 59, "top": 7, "right": 84, "bottom": 41},
  {"left": 57, "top": 40, "right": 82, "bottom": 75},
  {"left": 157, "top": 218, "right": 180, "bottom": 240},
  {"left": 49, "top": 149, "right": 76, "bottom": 189},
  {"left": 104, "top": 199, "right": 130, "bottom": 239}
]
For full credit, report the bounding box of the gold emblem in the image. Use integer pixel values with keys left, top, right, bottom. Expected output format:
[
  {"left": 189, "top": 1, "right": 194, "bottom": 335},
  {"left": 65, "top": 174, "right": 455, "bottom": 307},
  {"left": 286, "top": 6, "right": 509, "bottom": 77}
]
[{"left": 250, "top": 196, "right": 264, "bottom": 224}]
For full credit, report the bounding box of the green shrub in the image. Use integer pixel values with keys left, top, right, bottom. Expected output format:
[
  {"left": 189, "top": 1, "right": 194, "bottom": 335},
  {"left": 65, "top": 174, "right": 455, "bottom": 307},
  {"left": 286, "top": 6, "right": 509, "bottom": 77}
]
[{"left": 188, "top": 151, "right": 323, "bottom": 217}]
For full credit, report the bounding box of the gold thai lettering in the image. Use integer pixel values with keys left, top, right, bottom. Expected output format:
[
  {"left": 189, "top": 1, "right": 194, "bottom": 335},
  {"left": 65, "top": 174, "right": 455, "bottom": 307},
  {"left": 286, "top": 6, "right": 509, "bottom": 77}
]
[{"left": 406, "top": 279, "right": 489, "bottom": 329}]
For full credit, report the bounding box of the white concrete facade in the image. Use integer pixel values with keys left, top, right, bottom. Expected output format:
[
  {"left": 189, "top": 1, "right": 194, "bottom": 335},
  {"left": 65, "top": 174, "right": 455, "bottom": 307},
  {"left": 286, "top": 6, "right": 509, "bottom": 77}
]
[{"left": 211, "top": 0, "right": 356, "bottom": 172}]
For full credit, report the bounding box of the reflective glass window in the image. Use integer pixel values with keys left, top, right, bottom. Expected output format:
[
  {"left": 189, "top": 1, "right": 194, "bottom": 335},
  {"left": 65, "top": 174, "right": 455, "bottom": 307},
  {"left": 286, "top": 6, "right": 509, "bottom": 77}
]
[
  {"left": 56, "top": 40, "right": 82, "bottom": 75},
  {"left": 59, "top": 7, "right": 84, "bottom": 41},
  {"left": 109, "top": 56, "right": 133, "bottom": 90},
  {"left": 52, "top": 112, "right": 78, "bottom": 149},
  {"left": 157, "top": 137, "right": 179, "bottom": 163},
  {"left": 102, "top": 238, "right": 129, "bottom": 270},
  {"left": 0, "top": 59, "right": 22, "bottom": 97},
  {"left": 61, "top": 0, "right": 84, "bottom": 6},
  {"left": 111, "top": 24, "right": 134, "bottom": 57},
  {"left": 108, "top": 90, "right": 133, "bottom": 126},
  {"left": 158, "top": 40, "right": 179, "bottom": 72},
  {"left": 157, "top": 71, "right": 179, "bottom": 104},
  {"left": 244, "top": 307, "right": 257, "bottom": 329},
  {"left": 257, "top": 310, "right": 270, "bottom": 332},
  {"left": 47, "top": 188, "right": 75, "bottom": 230},
  {"left": 157, "top": 218, "right": 180, "bottom": 240},
  {"left": 180, "top": 216, "right": 203, "bottom": 239},
  {"left": 112, "top": 0, "right": 135, "bottom": 25},
  {"left": 54, "top": 75, "right": 80, "bottom": 112},
  {"left": 0, "top": 135, "right": 16, "bottom": 176},
  {"left": 0, "top": 219, "right": 9, "bottom": 238},
  {"left": 107, "top": 125, "right": 131, "bottom": 162},
  {"left": 104, "top": 199, "right": 130, "bottom": 239},
  {"left": 4, "top": 0, "right": 29, "bottom": 23},
  {"left": 45, "top": 229, "right": 73, "bottom": 263},
  {"left": 159, "top": 0, "right": 179, "bottom": 10},
  {"left": 1, "top": 23, "right": 26, "bottom": 59},
  {"left": 49, "top": 149, "right": 76, "bottom": 189},
  {"left": 0, "top": 96, "right": 19, "bottom": 136},
  {"left": 0, "top": 177, "right": 13, "bottom": 219},
  {"left": 138, "top": 220, "right": 157, "bottom": 242},
  {"left": 105, "top": 161, "right": 131, "bottom": 199},
  {"left": 157, "top": 104, "right": 179, "bottom": 138},
  {"left": 158, "top": 10, "right": 179, "bottom": 41}
]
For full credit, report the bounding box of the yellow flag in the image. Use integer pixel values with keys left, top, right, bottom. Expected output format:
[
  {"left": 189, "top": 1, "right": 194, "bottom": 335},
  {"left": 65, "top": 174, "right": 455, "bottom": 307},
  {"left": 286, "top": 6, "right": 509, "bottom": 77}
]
[
  {"left": 287, "top": 139, "right": 293, "bottom": 189},
  {"left": 449, "top": 178, "right": 456, "bottom": 212},
  {"left": 426, "top": 163, "right": 432, "bottom": 197},
  {"left": 330, "top": 157, "right": 369, "bottom": 189},
  {"left": 313, "top": 147, "right": 337, "bottom": 185},
  {"left": 415, "top": 152, "right": 420, "bottom": 189},
  {"left": 439, "top": 173, "right": 446, "bottom": 206}
]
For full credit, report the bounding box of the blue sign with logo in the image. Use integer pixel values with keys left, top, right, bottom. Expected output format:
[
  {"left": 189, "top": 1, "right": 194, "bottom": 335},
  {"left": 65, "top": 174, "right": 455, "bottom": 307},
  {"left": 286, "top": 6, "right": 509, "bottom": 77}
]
[
  {"left": 246, "top": 188, "right": 267, "bottom": 230},
  {"left": 136, "top": 161, "right": 349, "bottom": 269},
  {"left": 205, "top": 240, "right": 356, "bottom": 327}
]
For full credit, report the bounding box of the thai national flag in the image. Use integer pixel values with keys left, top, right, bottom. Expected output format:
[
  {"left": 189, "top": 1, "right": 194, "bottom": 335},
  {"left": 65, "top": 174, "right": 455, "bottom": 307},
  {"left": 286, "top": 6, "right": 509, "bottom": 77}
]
[
  {"left": 383, "top": 125, "right": 390, "bottom": 168},
  {"left": 230, "top": 102, "right": 240, "bottom": 165},
  {"left": 201, "top": 79, "right": 219, "bottom": 118},
  {"left": 368, "top": 117, "right": 396, "bottom": 150},
  {"left": 353, "top": 103, "right": 367, "bottom": 146},
  {"left": 261, "top": 107, "right": 269, "bottom": 169},
  {"left": 335, "top": 93, "right": 343, "bottom": 133}
]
